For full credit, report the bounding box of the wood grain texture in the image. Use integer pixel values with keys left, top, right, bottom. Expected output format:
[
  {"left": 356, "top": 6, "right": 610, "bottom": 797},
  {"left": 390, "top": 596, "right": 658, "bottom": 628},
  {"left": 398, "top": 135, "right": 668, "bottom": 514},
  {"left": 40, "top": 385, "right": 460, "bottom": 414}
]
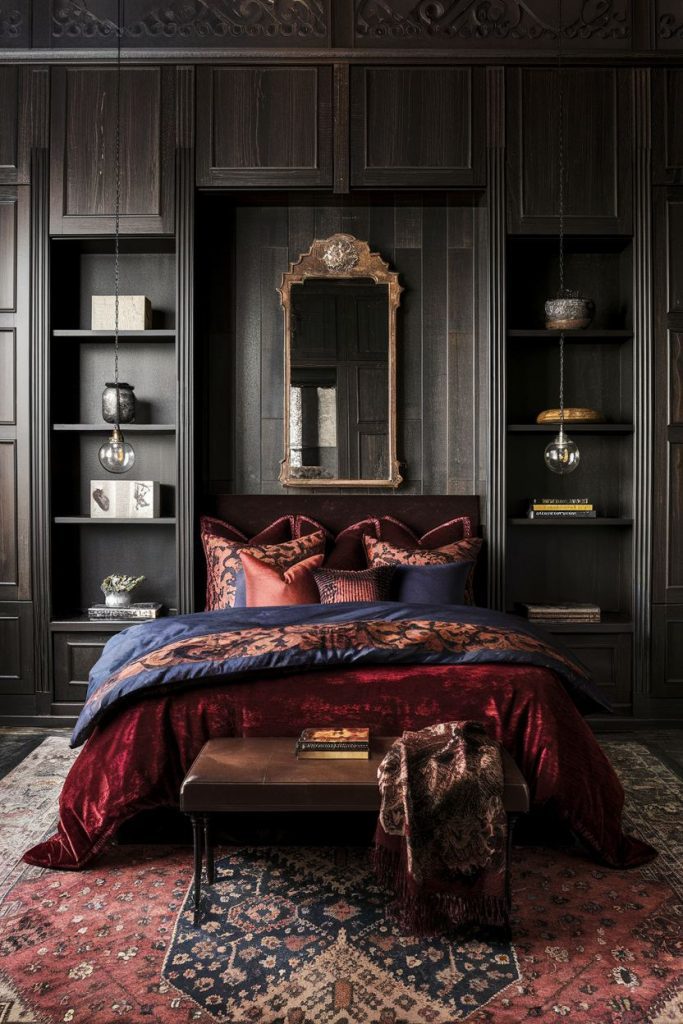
[
  {"left": 197, "top": 66, "right": 332, "bottom": 188},
  {"left": 652, "top": 604, "right": 683, "bottom": 699},
  {"left": 0, "top": 197, "right": 17, "bottom": 312},
  {"left": 351, "top": 66, "right": 485, "bottom": 188},
  {"left": 0, "top": 442, "right": 17, "bottom": 586},
  {"left": 0, "top": 604, "right": 33, "bottom": 696},
  {"left": 0, "top": 66, "right": 29, "bottom": 185},
  {"left": 653, "top": 69, "right": 683, "bottom": 184},
  {"left": 0, "top": 331, "right": 14, "bottom": 425},
  {"left": 507, "top": 67, "right": 633, "bottom": 234},
  {"left": 53, "top": 632, "right": 110, "bottom": 704},
  {"left": 50, "top": 66, "right": 175, "bottom": 235}
]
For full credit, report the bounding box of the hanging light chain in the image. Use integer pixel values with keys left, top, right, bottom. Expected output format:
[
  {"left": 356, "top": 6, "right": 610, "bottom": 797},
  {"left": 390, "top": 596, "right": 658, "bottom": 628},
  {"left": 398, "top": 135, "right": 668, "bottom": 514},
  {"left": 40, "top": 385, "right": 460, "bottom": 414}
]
[
  {"left": 113, "top": 0, "right": 122, "bottom": 424},
  {"left": 557, "top": 0, "right": 565, "bottom": 435}
]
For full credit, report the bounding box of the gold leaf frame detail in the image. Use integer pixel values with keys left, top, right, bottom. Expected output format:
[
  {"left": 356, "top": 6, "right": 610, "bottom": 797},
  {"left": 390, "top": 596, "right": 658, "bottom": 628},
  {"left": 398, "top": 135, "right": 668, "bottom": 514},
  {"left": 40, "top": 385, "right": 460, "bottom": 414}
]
[{"left": 278, "top": 233, "right": 403, "bottom": 488}]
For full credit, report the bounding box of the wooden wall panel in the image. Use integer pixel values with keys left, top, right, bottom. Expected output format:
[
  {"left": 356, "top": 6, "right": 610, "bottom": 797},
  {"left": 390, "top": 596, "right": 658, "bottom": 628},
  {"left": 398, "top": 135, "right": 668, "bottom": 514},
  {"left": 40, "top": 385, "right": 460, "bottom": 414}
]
[
  {"left": 197, "top": 67, "right": 333, "bottom": 188},
  {"left": 0, "top": 67, "right": 28, "bottom": 185},
  {"left": 351, "top": 67, "right": 485, "bottom": 188},
  {"left": 0, "top": 198, "right": 17, "bottom": 311},
  {"left": 653, "top": 69, "right": 683, "bottom": 184},
  {"left": 198, "top": 196, "right": 486, "bottom": 503},
  {"left": 507, "top": 67, "right": 632, "bottom": 234},
  {"left": 50, "top": 66, "right": 175, "bottom": 234},
  {"left": 0, "top": 442, "right": 17, "bottom": 587},
  {"left": 53, "top": 632, "right": 111, "bottom": 704},
  {"left": 0, "top": 604, "right": 33, "bottom": 696},
  {"left": 652, "top": 605, "right": 683, "bottom": 698},
  {"left": 0, "top": 332, "right": 15, "bottom": 425}
]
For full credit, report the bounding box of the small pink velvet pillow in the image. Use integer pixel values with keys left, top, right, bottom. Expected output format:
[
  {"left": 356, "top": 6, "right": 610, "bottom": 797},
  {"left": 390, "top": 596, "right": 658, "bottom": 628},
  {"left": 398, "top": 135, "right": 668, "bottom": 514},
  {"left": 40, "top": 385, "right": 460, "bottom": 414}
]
[{"left": 239, "top": 551, "right": 324, "bottom": 607}]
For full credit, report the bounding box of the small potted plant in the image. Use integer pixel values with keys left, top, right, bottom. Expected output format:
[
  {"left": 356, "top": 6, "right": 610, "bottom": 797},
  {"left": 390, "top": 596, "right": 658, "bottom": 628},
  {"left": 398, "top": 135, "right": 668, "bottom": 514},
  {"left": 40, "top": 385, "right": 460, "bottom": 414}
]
[{"left": 101, "top": 573, "right": 145, "bottom": 608}]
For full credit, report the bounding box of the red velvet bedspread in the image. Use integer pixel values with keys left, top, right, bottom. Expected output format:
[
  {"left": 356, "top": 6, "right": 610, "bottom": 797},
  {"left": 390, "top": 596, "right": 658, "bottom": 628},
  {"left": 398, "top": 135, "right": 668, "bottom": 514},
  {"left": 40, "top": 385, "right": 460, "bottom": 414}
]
[{"left": 24, "top": 664, "right": 653, "bottom": 870}]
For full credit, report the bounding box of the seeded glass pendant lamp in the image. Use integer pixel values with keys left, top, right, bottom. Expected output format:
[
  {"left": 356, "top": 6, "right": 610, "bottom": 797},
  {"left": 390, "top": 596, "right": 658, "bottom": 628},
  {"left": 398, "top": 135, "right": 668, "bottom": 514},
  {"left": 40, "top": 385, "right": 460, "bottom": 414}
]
[
  {"left": 543, "top": 0, "right": 580, "bottom": 476},
  {"left": 98, "top": 1, "right": 135, "bottom": 475}
]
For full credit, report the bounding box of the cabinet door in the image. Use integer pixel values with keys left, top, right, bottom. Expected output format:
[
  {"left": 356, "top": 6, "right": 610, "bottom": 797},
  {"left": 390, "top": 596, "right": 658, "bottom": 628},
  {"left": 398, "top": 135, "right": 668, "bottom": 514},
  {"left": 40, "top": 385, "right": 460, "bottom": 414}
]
[
  {"left": 507, "top": 68, "right": 632, "bottom": 234},
  {"left": 351, "top": 67, "right": 485, "bottom": 188},
  {"left": 50, "top": 66, "right": 175, "bottom": 235},
  {"left": 653, "top": 69, "right": 683, "bottom": 185},
  {"left": 0, "top": 67, "right": 28, "bottom": 185},
  {"left": 653, "top": 192, "right": 683, "bottom": 606},
  {"left": 652, "top": 606, "right": 683, "bottom": 699},
  {"left": 0, "top": 603, "right": 34, "bottom": 696},
  {"left": 560, "top": 633, "right": 632, "bottom": 713},
  {"left": 197, "top": 66, "right": 332, "bottom": 188},
  {"left": 53, "top": 632, "right": 111, "bottom": 705}
]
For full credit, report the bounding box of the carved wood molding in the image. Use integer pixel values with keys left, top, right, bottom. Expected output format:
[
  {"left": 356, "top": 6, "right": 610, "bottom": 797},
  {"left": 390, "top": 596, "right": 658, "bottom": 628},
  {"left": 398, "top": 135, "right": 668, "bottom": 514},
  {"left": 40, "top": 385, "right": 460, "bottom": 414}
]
[
  {"left": 354, "top": 0, "right": 629, "bottom": 45},
  {"left": 50, "top": 0, "right": 328, "bottom": 42},
  {"left": 278, "top": 234, "right": 403, "bottom": 488}
]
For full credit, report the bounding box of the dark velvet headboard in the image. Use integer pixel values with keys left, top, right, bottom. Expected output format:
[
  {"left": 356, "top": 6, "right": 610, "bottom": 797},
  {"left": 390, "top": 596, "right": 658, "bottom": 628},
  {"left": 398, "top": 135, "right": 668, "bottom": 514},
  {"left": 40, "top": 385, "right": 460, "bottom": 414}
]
[{"left": 209, "top": 495, "right": 481, "bottom": 538}]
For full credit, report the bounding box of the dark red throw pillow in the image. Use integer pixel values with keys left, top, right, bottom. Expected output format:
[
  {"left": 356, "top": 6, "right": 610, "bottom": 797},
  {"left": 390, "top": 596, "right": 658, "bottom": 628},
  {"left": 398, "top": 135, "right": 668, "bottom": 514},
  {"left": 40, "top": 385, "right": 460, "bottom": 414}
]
[
  {"left": 323, "top": 517, "right": 382, "bottom": 570},
  {"left": 312, "top": 566, "right": 394, "bottom": 604},
  {"left": 377, "top": 514, "right": 474, "bottom": 549}
]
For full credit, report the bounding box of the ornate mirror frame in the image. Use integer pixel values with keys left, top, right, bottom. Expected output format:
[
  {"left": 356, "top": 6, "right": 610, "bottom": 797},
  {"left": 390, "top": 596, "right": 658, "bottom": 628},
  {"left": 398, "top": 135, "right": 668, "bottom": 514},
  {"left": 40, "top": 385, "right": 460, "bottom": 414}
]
[{"left": 278, "top": 233, "right": 403, "bottom": 488}]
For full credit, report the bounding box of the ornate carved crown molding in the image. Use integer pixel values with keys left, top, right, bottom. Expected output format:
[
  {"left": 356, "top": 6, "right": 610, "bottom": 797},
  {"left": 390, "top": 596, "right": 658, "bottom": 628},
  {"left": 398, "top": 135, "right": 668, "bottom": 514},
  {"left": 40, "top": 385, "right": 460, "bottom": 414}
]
[
  {"left": 354, "top": 0, "right": 629, "bottom": 45},
  {"left": 0, "top": 4, "right": 23, "bottom": 35},
  {"left": 51, "top": 0, "right": 328, "bottom": 42}
]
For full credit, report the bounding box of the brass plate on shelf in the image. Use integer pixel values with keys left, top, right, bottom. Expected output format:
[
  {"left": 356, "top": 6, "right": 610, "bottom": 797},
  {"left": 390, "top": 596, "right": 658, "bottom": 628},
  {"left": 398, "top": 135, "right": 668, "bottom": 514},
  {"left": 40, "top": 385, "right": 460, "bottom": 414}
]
[
  {"left": 545, "top": 317, "right": 592, "bottom": 330},
  {"left": 536, "top": 408, "right": 606, "bottom": 424}
]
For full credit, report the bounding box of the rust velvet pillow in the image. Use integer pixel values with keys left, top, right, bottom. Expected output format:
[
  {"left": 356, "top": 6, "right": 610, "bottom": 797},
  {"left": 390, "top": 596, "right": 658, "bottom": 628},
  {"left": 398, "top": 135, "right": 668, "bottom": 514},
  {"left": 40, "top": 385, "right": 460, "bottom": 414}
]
[
  {"left": 363, "top": 535, "right": 482, "bottom": 604},
  {"left": 239, "top": 551, "right": 324, "bottom": 607},
  {"left": 200, "top": 514, "right": 325, "bottom": 610}
]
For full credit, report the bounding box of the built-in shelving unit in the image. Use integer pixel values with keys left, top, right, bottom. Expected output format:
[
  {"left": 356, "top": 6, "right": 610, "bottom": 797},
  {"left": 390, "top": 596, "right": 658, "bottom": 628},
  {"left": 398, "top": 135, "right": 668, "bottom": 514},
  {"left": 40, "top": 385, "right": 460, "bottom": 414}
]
[
  {"left": 504, "top": 236, "right": 636, "bottom": 712},
  {"left": 49, "top": 236, "right": 178, "bottom": 629}
]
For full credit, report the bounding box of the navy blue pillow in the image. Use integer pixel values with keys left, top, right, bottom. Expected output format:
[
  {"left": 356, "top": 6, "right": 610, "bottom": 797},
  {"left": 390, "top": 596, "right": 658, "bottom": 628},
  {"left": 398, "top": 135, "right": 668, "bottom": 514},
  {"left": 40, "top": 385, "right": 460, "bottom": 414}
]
[
  {"left": 233, "top": 569, "right": 247, "bottom": 608},
  {"left": 391, "top": 561, "right": 474, "bottom": 605}
]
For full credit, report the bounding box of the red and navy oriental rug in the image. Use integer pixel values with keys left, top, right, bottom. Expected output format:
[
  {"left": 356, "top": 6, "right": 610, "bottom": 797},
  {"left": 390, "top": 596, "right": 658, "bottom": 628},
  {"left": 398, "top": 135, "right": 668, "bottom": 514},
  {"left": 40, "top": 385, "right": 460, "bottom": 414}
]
[{"left": 0, "top": 737, "right": 681, "bottom": 1023}]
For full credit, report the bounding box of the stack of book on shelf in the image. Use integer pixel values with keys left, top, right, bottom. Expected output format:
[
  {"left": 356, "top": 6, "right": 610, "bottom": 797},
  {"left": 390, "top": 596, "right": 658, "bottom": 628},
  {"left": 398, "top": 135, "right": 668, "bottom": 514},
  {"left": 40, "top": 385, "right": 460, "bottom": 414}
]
[
  {"left": 521, "top": 603, "right": 602, "bottom": 624},
  {"left": 88, "top": 602, "right": 163, "bottom": 621},
  {"left": 295, "top": 727, "right": 370, "bottom": 760},
  {"left": 527, "top": 497, "right": 596, "bottom": 519}
]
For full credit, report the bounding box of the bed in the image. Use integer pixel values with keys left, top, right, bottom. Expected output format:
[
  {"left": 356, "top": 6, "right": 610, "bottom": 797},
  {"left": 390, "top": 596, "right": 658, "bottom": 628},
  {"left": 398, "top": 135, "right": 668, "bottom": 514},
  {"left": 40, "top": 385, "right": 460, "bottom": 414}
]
[{"left": 24, "top": 496, "right": 654, "bottom": 871}]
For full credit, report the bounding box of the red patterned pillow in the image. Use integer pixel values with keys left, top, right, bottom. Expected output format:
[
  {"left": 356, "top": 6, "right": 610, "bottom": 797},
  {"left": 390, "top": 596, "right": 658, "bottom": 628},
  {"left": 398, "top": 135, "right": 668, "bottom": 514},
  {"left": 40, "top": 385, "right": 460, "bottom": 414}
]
[
  {"left": 239, "top": 551, "right": 324, "bottom": 607},
  {"left": 200, "top": 514, "right": 325, "bottom": 610},
  {"left": 324, "top": 517, "right": 382, "bottom": 569},
  {"left": 363, "top": 535, "right": 482, "bottom": 604},
  {"left": 377, "top": 514, "right": 474, "bottom": 548},
  {"left": 312, "top": 566, "right": 394, "bottom": 604}
]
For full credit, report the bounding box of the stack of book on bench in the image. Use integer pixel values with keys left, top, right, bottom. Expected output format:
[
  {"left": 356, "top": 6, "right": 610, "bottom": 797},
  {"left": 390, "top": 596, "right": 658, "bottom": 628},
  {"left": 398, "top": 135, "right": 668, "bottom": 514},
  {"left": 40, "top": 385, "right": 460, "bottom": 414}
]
[
  {"left": 527, "top": 497, "right": 596, "bottom": 519},
  {"left": 521, "top": 603, "right": 601, "bottom": 624},
  {"left": 295, "top": 727, "right": 370, "bottom": 760}
]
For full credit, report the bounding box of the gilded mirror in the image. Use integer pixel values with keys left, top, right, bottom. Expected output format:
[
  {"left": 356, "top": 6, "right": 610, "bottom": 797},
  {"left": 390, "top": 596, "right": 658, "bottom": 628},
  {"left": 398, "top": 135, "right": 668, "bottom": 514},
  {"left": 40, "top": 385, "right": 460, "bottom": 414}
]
[{"left": 278, "top": 234, "right": 402, "bottom": 488}]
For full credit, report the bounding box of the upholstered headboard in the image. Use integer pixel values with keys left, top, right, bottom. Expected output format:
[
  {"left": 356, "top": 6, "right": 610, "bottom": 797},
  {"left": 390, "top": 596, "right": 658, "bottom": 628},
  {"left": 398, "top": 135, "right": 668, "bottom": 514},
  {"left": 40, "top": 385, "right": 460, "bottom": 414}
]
[{"left": 209, "top": 495, "right": 481, "bottom": 539}]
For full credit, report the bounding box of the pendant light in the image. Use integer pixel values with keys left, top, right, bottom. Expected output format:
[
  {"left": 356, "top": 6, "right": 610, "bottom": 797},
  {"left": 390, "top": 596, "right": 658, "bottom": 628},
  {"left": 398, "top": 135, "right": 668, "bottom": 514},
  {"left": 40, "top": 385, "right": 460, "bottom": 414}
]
[
  {"left": 98, "top": 2, "right": 135, "bottom": 475},
  {"left": 544, "top": 0, "right": 580, "bottom": 476}
]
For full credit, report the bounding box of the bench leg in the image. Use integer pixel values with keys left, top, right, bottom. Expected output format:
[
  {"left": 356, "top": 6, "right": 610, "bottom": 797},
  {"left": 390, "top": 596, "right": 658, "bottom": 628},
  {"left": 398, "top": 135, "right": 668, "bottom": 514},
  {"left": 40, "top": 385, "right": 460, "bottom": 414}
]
[
  {"left": 190, "top": 814, "right": 203, "bottom": 926},
  {"left": 204, "top": 815, "right": 214, "bottom": 885},
  {"left": 501, "top": 813, "right": 519, "bottom": 941}
]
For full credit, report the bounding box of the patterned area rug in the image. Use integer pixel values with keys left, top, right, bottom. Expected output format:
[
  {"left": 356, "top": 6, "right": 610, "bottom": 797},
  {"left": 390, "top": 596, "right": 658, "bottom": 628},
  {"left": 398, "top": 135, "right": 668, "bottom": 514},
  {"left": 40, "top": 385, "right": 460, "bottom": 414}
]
[{"left": 0, "top": 736, "right": 681, "bottom": 1023}]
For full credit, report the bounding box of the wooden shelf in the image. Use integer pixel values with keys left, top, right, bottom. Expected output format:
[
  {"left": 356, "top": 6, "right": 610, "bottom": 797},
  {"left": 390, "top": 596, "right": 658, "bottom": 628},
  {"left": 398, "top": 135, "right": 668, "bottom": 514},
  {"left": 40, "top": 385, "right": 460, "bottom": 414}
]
[
  {"left": 507, "top": 329, "right": 632, "bottom": 340},
  {"left": 53, "top": 423, "right": 176, "bottom": 433},
  {"left": 52, "top": 330, "right": 175, "bottom": 340},
  {"left": 509, "top": 517, "right": 633, "bottom": 526},
  {"left": 54, "top": 516, "right": 176, "bottom": 525},
  {"left": 507, "top": 423, "right": 633, "bottom": 433}
]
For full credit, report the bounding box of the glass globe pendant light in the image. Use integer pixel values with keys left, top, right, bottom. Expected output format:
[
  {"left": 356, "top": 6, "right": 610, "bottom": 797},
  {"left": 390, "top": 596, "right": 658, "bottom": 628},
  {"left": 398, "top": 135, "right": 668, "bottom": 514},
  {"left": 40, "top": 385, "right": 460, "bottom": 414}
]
[
  {"left": 543, "top": 0, "right": 579, "bottom": 477},
  {"left": 98, "top": 3, "right": 135, "bottom": 475}
]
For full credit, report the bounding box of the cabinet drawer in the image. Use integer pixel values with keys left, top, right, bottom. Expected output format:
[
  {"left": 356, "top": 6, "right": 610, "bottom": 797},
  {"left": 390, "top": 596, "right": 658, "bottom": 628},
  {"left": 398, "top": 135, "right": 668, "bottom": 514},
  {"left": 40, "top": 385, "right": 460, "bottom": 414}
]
[
  {"left": 53, "top": 632, "right": 110, "bottom": 704},
  {"left": 560, "top": 633, "right": 632, "bottom": 711}
]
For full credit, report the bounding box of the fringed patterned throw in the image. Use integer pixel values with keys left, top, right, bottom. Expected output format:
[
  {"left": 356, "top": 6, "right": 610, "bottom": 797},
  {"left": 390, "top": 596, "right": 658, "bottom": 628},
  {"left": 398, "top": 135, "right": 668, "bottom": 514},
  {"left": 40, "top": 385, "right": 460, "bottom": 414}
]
[{"left": 373, "top": 721, "right": 508, "bottom": 935}]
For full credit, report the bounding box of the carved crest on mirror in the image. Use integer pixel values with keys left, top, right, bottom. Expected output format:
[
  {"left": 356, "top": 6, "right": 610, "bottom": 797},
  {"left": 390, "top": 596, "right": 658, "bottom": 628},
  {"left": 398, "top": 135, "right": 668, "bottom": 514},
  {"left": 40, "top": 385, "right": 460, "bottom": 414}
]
[{"left": 278, "top": 233, "right": 403, "bottom": 488}]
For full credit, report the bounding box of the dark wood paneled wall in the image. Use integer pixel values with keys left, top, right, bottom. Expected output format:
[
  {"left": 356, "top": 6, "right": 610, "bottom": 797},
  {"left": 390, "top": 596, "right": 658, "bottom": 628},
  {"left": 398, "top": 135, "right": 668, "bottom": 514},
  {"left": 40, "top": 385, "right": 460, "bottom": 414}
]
[{"left": 197, "top": 195, "right": 488, "bottom": 506}]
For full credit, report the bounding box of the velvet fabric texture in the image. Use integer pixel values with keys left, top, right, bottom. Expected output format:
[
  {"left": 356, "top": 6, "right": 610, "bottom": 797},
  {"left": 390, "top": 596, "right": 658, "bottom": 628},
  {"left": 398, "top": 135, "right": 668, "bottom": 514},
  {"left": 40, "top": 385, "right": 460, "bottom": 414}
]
[
  {"left": 239, "top": 551, "right": 324, "bottom": 606},
  {"left": 23, "top": 664, "right": 654, "bottom": 871},
  {"left": 312, "top": 566, "right": 394, "bottom": 603},
  {"left": 200, "top": 517, "right": 326, "bottom": 610},
  {"left": 365, "top": 536, "right": 483, "bottom": 603},
  {"left": 391, "top": 561, "right": 474, "bottom": 605},
  {"left": 378, "top": 514, "right": 474, "bottom": 547}
]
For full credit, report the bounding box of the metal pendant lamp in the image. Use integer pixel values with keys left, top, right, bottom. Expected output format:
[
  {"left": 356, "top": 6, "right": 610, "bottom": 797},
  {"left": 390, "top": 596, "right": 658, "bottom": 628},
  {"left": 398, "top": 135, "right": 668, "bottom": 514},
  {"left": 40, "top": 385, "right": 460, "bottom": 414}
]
[
  {"left": 98, "top": 1, "right": 135, "bottom": 475},
  {"left": 543, "top": 0, "right": 580, "bottom": 476}
]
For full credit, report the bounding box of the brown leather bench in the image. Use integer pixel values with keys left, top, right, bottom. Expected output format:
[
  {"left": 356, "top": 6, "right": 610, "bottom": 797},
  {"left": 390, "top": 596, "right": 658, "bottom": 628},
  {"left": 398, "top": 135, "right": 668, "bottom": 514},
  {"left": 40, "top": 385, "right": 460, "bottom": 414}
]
[{"left": 180, "top": 736, "right": 530, "bottom": 927}]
